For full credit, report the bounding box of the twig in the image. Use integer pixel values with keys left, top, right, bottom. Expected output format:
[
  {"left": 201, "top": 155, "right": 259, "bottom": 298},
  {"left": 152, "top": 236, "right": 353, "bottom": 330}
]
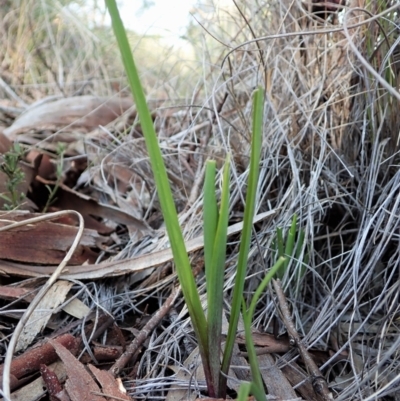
[
  {"left": 272, "top": 279, "right": 333, "bottom": 401},
  {"left": 110, "top": 286, "right": 181, "bottom": 377}
]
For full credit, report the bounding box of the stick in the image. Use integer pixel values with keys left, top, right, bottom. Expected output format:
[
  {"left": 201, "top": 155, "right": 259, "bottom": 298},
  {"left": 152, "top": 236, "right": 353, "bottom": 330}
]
[
  {"left": 272, "top": 279, "right": 333, "bottom": 401},
  {"left": 109, "top": 286, "right": 181, "bottom": 377}
]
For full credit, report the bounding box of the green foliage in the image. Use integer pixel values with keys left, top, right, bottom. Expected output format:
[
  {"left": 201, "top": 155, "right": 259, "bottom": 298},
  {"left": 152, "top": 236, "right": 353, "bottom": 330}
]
[
  {"left": 105, "top": 0, "right": 211, "bottom": 392},
  {"left": 220, "top": 86, "right": 264, "bottom": 396},
  {"left": 274, "top": 214, "right": 307, "bottom": 283},
  {"left": 204, "top": 157, "right": 230, "bottom": 397},
  {"left": 105, "top": 2, "right": 296, "bottom": 399},
  {"left": 0, "top": 143, "right": 26, "bottom": 210}
]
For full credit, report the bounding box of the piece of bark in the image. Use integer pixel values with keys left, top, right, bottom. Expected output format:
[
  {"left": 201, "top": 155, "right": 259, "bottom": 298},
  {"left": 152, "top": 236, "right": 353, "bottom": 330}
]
[
  {"left": 93, "top": 345, "right": 123, "bottom": 362},
  {"left": 49, "top": 340, "right": 106, "bottom": 401},
  {"left": 0, "top": 334, "right": 78, "bottom": 391},
  {"left": 10, "top": 361, "right": 67, "bottom": 401}
]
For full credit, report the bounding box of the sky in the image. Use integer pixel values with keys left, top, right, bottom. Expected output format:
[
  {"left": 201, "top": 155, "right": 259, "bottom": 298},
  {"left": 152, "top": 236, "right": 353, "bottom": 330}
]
[{"left": 117, "top": 0, "right": 198, "bottom": 41}]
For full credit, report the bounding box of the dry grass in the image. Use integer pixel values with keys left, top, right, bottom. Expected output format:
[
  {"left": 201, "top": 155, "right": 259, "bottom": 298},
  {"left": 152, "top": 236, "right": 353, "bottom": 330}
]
[{"left": 2, "top": 0, "right": 400, "bottom": 400}]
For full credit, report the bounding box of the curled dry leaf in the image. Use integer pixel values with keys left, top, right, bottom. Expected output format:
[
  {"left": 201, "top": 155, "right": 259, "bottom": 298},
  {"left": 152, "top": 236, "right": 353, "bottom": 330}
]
[
  {"left": 3, "top": 96, "right": 134, "bottom": 140},
  {"left": 51, "top": 182, "right": 151, "bottom": 236}
]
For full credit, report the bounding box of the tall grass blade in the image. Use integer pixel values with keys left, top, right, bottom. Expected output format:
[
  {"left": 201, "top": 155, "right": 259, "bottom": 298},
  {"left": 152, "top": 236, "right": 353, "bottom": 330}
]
[
  {"left": 207, "top": 157, "right": 230, "bottom": 397},
  {"left": 105, "top": 0, "right": 214, "bottom": 395},
  {"left": 283, "top": 213, "right": 297, "bottom": 271},
  {"left": 248, "top": 256, "right": 286, "bottom": 320},
  {"left": 204, "top": 160, "right": 218, "bottom": 284},
  {"left": 242, "top": 299, "right": 267, "bottom": 401},
  {"left": 220, "top": 87, "right": 264, "bottom": 394},
  {"left": 237, "top": 256, "right": 286, "bottom": 401}
]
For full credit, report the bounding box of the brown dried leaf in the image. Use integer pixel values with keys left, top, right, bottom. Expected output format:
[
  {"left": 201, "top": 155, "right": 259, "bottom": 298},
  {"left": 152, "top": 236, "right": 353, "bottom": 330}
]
[
  {"left": 0, "top": 285, "right": 30, "bottom": 300},
  {"left": 257, "top": 354, "right": 297, "bottom": 400},
  {"left": 0, "top": 211, "right": 106, "bottom": 265},
  {"left": 0, "top": 210, "right": 278, "bottom": 279},
  {"left": 236, "top": 331, "right": 290, "bottom": 353},
  {"left": 52, "top": 183, "right": 151, "bottom": 236},
  {"left": 3, "top": 96, "right": 134, "bottom": 139}
]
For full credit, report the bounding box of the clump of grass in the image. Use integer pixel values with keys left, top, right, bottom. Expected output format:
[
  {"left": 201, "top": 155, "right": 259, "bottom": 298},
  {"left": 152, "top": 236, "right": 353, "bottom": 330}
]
[{"left": 105, "top": 1, "right": 295, "bottom": 398}]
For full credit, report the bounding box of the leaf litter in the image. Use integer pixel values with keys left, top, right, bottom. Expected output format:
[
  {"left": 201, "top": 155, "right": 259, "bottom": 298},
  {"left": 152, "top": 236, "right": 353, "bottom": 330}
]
[{"left": 1, "top": 1, "right": 400, "bottom": 401}]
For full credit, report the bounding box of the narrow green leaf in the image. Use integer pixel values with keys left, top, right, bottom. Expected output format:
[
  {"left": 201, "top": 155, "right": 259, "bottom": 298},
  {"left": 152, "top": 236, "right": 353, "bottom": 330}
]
[
  {"left": 242, "top": 299, "right": 266, "bottom": 401},
  {"left": 284, "top": 213, "right": 298, "bottom": 271},
  {"left": 207, "top": 156, "right": 230, "bottom": 397},
  {"left": 221, "top": 87, "right": 264, "bottom": 394},
  {"left": 105, "top": 0, "right": 214, "bottom": 395},
  {"left": 251, "top": 382, "right": 269, "bottom": 401},
  {"left": 248, "top": 256, "right": 286, "bottom": 320},
  {"left": 236, "top": 257, "right": 286, "bottom": 401},
  {"left": 237, "top": 382, "right": 252, "bottom": 401},
  {"left": 204, "top": 160, "right": 218, "bottom": 283}
]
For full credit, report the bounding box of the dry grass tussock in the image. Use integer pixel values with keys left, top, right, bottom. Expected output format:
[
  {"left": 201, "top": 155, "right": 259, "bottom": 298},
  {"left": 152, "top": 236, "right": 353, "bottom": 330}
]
[{"left": 2, "top": 0, "right": 400, "bottom": 400}]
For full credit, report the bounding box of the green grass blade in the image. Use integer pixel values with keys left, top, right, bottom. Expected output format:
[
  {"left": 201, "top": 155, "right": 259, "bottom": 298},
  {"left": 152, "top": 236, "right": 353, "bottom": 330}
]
[
  {"left": 221, "top": 87, "right": 264, "bottom": 391},
  {"left": 248, "top": 256, "right": 286, "bottom": 320},
  {"left": 207, "top": 156, "right": 230, "bottom": 397},
  {"left": 236, "top": 257, "right": 286, "bottom": 401},
  {"left": 237, "top": 382, "right": 252, "bottom": 401},
  {"left": 238, "top": 381, "right": 266, "bottom": 401},
  {"left": 283, "top": 213, "right": 298, "bottom": 271},
  {"left": 105, "top": 0, "right": 213, "bottom": 394},
  {"left": 204, "top": 160, "right": 218, "bottom": 284},
  {"left": 275, "top": 227, "right": 284, "bottom": 280},
  {"left": 251, "top": 382, "right": 268, "bottom": 401},
  {"left": 242, "top": 299, "right": 267, "bottom": 401}
]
